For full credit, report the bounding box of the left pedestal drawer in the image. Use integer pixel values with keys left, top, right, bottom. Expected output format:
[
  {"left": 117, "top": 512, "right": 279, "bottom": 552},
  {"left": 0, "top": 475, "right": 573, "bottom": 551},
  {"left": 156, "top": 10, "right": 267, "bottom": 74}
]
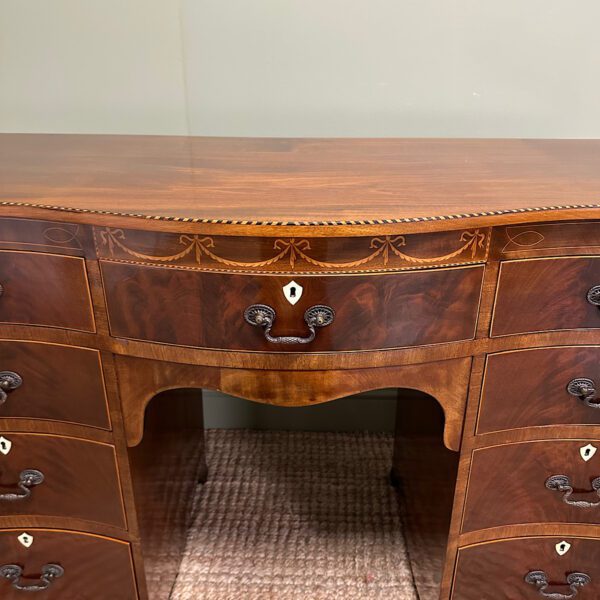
[
  {"left": 0, "top": 529, "right": 137, "bottom": 599},
  {"left": 0, "top": 341, "right": 110, "bottom": 429},
  {"left": 0, "top": 434, "right": 126, "bottom": 529},
  {"left": 0, "top": 251, "right": 95, "bottom": 332}
]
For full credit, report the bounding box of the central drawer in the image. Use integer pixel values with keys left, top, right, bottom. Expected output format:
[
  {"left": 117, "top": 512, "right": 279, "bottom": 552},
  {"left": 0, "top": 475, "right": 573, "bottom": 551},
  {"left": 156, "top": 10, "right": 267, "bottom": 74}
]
[{"left": 100, "top": 262, "right": 484, "bottom": 351}]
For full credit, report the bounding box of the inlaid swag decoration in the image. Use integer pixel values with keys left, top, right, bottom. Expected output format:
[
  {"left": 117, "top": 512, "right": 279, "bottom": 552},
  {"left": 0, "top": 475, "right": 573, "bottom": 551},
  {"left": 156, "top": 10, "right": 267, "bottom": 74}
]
[{"left": 95, "top": 226, "right": 489, "bottom": 273}]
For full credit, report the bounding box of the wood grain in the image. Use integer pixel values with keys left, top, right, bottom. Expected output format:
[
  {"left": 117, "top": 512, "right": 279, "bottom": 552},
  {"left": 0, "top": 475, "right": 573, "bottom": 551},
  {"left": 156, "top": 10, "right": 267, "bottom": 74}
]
[
  {"left": 1, "top": 135, "right": 600, "bottom": 599},
  {"left": 2, "top": 135, "right": 600, "bottom": 227},
  {"left": 462, "top": 439, "right": 600, "bottom": 533},
  {"left": 0, "top": 529, "right": 137, "bottom": 599},
  {"left": 497, "top": 221, "right": 600, "bottom": 258},
  {"left": 0, "top": 217, "right": 89, "bottom": 256},
  {"left": 93, "top": 225, "right": 490, "bottom": 272},
  {"left": 128, "top": 389, "right": 207, "bottom": 600},
  {"left": 0, "top": 341, "right": 110, "bottom": 429},
  {"left": 0, "top": 433, "right": 126, "bottom": 529},
  {"left": 101, "top": 262, "right": 484, "bottom": 351},
  {"left": 452, "top": 536, "right": 600, "bottom": 600},
  {"left": 0, "top": 251, "right": 95, "bottom": 332},
  {"left": 115, "top": 355, "right": 471, "bottom": 451},
  {"left": 478, "top": 346, "right": 600, "bottom": 434},
  {"left": 491, "top": 257, "right": 600, "bottom": 336}
]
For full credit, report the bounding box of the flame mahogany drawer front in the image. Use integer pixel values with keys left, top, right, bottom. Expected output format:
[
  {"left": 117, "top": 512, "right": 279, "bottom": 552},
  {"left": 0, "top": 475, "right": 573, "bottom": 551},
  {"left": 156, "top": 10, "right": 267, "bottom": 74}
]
[
  {"left": 0, "top": 251, "right": 95, "bottom": 332},
  {"left": 491, "top": 256, "right": 600, "bottom": 337},
  {"left": 0, "top": 529, "right": 138, "bottom": 599},
  {"left": 452, "top": 537, "right": 599, "bottom": 600},
  {"left": 477, "top": 346, "right": 600, "bottom": 434},
  {"left": 0, "top": 434, "right": 126, "bottom": 529},
  {"left": 0, "top": 341, "right": 110, "bottom": 429},
  {"left": 100, "top": 262, "right": 484, "bottom": 351},
  {"left": 462, "top": 439, "right": 600, "bottom": 533}
]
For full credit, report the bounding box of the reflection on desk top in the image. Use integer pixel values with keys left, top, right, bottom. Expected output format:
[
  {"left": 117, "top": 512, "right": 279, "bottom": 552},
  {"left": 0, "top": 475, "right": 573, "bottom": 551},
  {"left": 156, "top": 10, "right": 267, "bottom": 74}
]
[{"left": 1, "top": 134, "right": 600, "bottom": 226}]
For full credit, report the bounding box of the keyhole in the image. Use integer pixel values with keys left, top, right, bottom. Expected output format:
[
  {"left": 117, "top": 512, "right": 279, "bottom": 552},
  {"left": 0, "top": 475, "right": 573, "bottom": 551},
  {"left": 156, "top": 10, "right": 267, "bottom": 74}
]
[
  {"left": 22, "top": 535, "right": 29, "bottom": 544},
  {"left": 0, "top": 440, "right": 6, "bottom": 452},
  {"left": 585, "top": 448, "right": 591, "bottom": 457},
  {"left": 560, "top": 543, "right": 566, "bottom": 552},
  {"left": 289, "top": 287, "right": 296, "bottom": 298}
]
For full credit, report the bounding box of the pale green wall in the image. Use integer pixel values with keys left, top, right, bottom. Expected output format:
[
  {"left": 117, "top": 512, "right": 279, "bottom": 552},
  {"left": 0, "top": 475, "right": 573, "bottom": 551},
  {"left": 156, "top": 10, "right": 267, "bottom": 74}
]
[
  {"left": 2, "top": 1, "right": 598, "bottom": 429},
  {"left": 2, "top": 1, "right": 599, "bottom": 137}
]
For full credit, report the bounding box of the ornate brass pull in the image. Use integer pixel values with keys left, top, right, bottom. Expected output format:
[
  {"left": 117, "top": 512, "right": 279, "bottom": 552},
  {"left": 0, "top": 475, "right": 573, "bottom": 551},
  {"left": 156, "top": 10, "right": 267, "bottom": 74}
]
[
  {"left": 587, "top": 286, "right": 600, "bottom": 307},
  {"left": 0, "top": 564, "right": 64, "bottom": 592},
  {"left": 0, "top": 371, "right": 23, "bottom": 405},
  {"left": 525, "top": 571, "right": 591, "bottom": 599},
  {"left": 244, "top": 304, "right": 335, "bottom": 344},
  {"left": 545, "top": 475, "right": 600, "bottom": 508},
  {"left": 567, "top": 378, "right": 599, "bottom": 408},
  {"left": 0, "top": 469, "right": 44, "bottom": 501}
]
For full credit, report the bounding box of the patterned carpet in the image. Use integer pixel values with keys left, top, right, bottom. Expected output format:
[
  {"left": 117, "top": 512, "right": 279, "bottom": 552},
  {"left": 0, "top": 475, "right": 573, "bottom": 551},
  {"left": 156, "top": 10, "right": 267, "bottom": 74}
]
[{"left": 170, "top": 430, "right": 453, "bottom": 599}]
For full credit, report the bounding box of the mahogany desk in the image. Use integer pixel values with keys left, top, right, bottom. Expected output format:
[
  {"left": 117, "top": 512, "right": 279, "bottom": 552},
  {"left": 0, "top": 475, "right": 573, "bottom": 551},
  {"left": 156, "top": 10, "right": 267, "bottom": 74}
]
[{"left": 0, "top": 135, "right": 599, "bottom": 599}]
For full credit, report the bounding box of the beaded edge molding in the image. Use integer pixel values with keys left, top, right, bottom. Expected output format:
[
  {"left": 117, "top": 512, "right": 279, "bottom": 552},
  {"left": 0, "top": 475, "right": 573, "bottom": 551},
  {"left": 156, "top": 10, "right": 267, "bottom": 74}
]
[{"left": 0, "top": 200, "right": 599, "bottom": 226}]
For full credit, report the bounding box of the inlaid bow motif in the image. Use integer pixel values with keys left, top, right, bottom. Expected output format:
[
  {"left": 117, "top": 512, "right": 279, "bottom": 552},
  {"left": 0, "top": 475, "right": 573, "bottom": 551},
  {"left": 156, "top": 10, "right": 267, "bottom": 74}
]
[{"left": 96, "top": 227, "right": 487, "bottom": 271}]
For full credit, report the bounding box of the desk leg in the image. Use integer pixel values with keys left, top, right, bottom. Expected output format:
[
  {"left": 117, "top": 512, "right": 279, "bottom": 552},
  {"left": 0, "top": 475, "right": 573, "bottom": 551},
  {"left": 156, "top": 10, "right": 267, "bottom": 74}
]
[
  {"left": 391, "top": 390, "right": 459, "bottom": 599},
  {"left": 128, "top": 388, "right": 207, "bottom": 600},
  {"left": 390, "top": 389, "right": 446, "bottom": 485}
]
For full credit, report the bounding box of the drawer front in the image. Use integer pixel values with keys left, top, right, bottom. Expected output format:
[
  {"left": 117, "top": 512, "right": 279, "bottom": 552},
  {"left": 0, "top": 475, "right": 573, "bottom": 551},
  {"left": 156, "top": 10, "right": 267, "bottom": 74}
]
[
  {"left": 0, "top": 341, "right": 110, "bottom": 429},
  {"left": 462, "top": 440, "right": 600, "bottom": 533},
  {"left": 0, "top": 529, "right": 137, "bottom": 599},
  {"left": 0, "top": 251, "right": 94, "bottom": 332},
  {"left": 0, "top": 434, "right": 125, "bottom": 528},
  {"left": 491, "top": 256, "right": 600, "bottom": 336},
  {"left": 101, "top": 262, "right": 484, "bottom": 351},
  {"left": 453, "top": 537, "right": 600, "bottom": 600},
  {"left": 478, "top": 347, "right": 600, "bottom": 434}
]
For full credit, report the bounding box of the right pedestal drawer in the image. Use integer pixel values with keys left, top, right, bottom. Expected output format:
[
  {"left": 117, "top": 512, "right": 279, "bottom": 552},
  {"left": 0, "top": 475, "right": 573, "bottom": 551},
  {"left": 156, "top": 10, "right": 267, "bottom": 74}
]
[
  {"left": 452, "top": 537, "right": 599, "bottom": 600},
  {"left": 0, "top": 529, "right": 138, "bottom": 599},
  {"left": 477, "top": 346, "right": 600, "bottom": 434},
  {"left": 491, "top": 256, "right": 600, "bottom": 336},
  {"left": 462, "top": 440, "right": 600, "bottom": 533}
]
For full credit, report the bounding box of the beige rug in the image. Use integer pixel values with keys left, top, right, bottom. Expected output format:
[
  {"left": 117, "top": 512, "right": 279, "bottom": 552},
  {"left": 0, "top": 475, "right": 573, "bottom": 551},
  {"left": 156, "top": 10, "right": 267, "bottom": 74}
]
[{"left": 171, "top": 430, "right": 421, "bottom": 600}]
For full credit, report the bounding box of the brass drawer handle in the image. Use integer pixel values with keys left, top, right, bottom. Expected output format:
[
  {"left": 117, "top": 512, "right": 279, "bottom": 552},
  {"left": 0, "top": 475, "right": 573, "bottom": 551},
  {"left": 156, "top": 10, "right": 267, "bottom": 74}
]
[
  {"left": 545, "top": 475, "right": 600, "bottom": 508},
  {"left": 525, "top": 571, "right": 591, "bottom": 599},
  {"left": 0, "top": 469, "right": 44, "bottom": 501},
  {"left": 587, "top": 285, "right": 600, "bottom": 307},
  {"left": 0, "top": 564, "right": 64, "bottom": 592},
  {"left": 0, "top": 371, "right": 23, "bottom": 405},
  {"left": 244, "top": 304, "right": 335, "bottom": 344},
  {"left": 567, "top": 378, "right": 599, "bottom": 409}
]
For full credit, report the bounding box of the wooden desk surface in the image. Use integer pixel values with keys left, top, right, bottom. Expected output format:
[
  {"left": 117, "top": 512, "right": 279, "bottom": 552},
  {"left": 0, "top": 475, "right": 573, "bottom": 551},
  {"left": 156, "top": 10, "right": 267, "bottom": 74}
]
[
  {"left": 1, "top": 135, "right": 600, "bottom": 599},
  {"left": 1, "top": 134, "right": 600, "bottom": 226}
]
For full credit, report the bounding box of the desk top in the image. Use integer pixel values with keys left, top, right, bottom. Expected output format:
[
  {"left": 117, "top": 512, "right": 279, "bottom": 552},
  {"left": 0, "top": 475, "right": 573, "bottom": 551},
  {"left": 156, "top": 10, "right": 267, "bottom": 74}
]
[{"left": 1, "top": 134, "right": 600, "bottom": 227}]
